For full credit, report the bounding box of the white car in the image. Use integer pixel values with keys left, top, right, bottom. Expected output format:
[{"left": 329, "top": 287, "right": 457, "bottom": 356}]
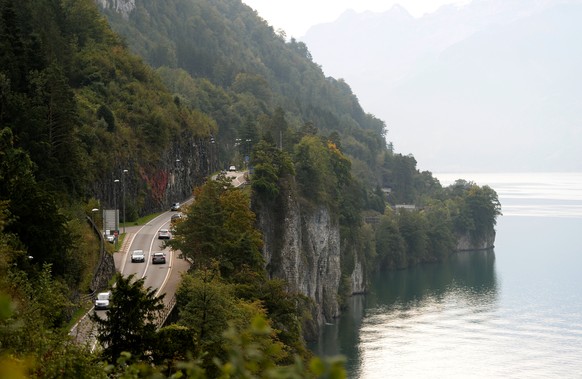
[
  {"left": 229, "top": 165, "right": 236, "bottom": 172},
  {"left": 104, "top": 233, "right": 115, "bottom": 243},
  {"left": 95, "top": 291, "right": 112, "bottom": 310},
  {"left": 131, "top": 249, "right": 145, "bottom": 263}
]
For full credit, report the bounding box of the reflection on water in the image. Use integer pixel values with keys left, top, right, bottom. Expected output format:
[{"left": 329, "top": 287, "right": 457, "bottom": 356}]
[
  {"left": 311, "top": 173, "right": 582, "bottom": 378},
  {"left": 311, "top": 251, "right": 498, "bottom": 377},
  {"left": 436, "top": 172, "right": 582, "bottom": 218}
]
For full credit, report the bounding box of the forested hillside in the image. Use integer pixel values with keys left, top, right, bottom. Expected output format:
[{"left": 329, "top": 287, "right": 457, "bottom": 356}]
[
  {"left": 100, "top": 0, "right": 390, "bottom": 189},
  {"left": 0, "top": 0, "right": 501, "bottom": 377}
]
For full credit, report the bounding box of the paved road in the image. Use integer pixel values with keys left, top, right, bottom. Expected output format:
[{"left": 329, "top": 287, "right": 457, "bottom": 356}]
[
  {"left": 70, "top": 173, "right": 247, "bottom": 347},
  {"left": 116, "top": 211, "right": 191, "bottom": 303},
  {"left": 70, "top": 208, "right": 191, "bottom": 349}
]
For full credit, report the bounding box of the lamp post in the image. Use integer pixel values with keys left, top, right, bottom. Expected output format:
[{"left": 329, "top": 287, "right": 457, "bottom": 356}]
[
  {"left": 245, "top": 138, "right": 252, "bottom": 169},
  {"left": 91, "top": 208, "right": 103, "bottom": 254},
  {"left": 114, "top": 179, "right": 120, "bottom": 250},
  {"left": 113, "top": 178, "right": 120, "bottom": 230},
  {"left": 210, "top": 136, "right": 216, "bottom": 173},
  {"left": 122, "top": 169, "right": 128, "bottom": 234}
]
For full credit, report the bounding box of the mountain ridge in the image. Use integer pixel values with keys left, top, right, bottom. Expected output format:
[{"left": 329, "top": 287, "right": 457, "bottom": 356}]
[{"left": 303, "top": 0, "right": 582, "bottom": 172}]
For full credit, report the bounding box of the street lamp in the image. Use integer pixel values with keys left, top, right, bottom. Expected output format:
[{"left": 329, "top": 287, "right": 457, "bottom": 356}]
[
  {"left": 245, "top": 138, "right": 252, "bottom": 169},
  {"left": 210, "top": 136, "right": 216, "bottom": 173},
  {"left": 113, "top": 179, "right": 120, "bottom": 232},
  {"left": 91, "top": 208, "right": 103, "bottom": 254},
  {"left": 114, "top": 179, "right": 120, "bottom": 250},
  {"left": 235, "top": 138, "right": 242, "bottom": 169},
  {"left": 122, "top": 169, "right": 128, "bottom": 234}
]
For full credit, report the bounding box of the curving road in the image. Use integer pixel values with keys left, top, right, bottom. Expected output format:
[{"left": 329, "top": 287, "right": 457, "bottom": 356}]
[
  {"left": 70, "top": 208, "right": 191, "bottom": 348},
  {"left": 117, "top": 210, "right": 191, "bottom": 303},
  {"left": 70, "top": 172, "right": 247, "bottom": 347}
]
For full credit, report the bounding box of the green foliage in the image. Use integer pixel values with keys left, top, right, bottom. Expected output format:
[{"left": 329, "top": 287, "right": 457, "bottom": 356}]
[
  {"left": 0, "top": 247, "right": 104, "bottom": 378},
  {"left": 0, "top": 127, "right": 83, "bottom": 285},
  {"left": 374, "top": 182, "right": 501, "bottom": 270},
  {"left": 168, "top": 177, "right": 263, "bottom": 276},
  {"left": 294, "top": 136, "right": 335, "bottom": 205},
  {"left": 447, "top": 180, "right": 502, "bottom": 244},
  {"left": 375, "top": 214, "right": 406, "bottom": 270},
  {"left": 231, "top": 272, "right": 309, "bottom": 360},
  {"left": 93, "top": 316, "right": 346, "bottom": 379},
  {"left": 175, "top": 268, "right": 294, "bottom": 376},
  {"left": 251, "top": 139, "right": 294, "bottom": 201},
  {"left": 0, "top": 0, "right": 503, "bottom": 375},
  {"left": 90, "top": 273, "right": 165, "bottom": 363}
]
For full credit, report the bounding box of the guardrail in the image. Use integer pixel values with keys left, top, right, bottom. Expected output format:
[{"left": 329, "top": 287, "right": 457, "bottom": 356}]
[{"left": 157, "top": 295, "right": 177, "bottom": 328}]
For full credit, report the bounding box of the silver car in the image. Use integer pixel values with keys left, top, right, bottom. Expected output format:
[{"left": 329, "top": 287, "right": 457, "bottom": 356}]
[
  {"left": 158, "top": 229, "right": 171, "bottom": 240},
  {"left": 131, "top": 249, "right": 145, "bottom": 263}
]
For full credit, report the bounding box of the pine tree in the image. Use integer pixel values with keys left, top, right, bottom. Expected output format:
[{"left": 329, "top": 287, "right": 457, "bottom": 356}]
[{"left": 90, "top": 273, "right": 165, "bottom": 363}]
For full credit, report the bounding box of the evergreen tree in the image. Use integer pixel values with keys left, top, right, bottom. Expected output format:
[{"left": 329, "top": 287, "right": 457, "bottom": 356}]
[{"left": 90, "top": 273, "right": 165, "bottom": 363}]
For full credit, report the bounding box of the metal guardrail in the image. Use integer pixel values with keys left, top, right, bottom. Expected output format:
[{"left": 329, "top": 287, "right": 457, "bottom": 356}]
[{"left": 157, "top": 295, "right": 177, "bottom": 328}]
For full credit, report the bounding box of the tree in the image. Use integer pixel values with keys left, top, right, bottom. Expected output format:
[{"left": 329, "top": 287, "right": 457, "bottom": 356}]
[
  {"left": 168, "top": 176, "right": 263, "bottom": 277},
  {"left": 90, "top": 273, "right": 165, "bottom": 363},
  {"left": 375, "top": 214, "right": 406, "bottom": 269},
  {"left": 0, "top": 127, "right": 78, "bottom": 283},
  {"left": 251, "top": 139, "right": 294, "bottom": 201},
  {"left": 397, "top": 209, "right": 428, "bottom": 265}
]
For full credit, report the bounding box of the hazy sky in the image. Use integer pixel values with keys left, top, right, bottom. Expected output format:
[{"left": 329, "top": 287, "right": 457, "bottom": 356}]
[{"left": 242, "top": 0, "right": 469, "bottom": 37}]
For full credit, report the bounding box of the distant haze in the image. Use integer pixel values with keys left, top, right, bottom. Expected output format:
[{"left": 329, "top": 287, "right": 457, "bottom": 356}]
[
  {"left": 242, "top": 0, "right": 468, "bottom": 38},
  {"left": 303, "top": 0, "right": 582, "bottom": 172}
]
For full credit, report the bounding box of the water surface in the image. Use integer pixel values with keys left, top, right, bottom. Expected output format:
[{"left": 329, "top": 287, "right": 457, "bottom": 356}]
[{"left": 311, "top": 173, "right": 582, "bottom": 378}]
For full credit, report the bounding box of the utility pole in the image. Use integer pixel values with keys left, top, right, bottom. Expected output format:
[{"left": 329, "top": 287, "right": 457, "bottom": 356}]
[
  {"left": 114, "top": 178, "right": 120, "bottom": 249},
  {"left": 91, "top": 208, "right": 103, "bottom": 254},
  {"left": 122, "top": 169, "right": 128, "bottom": 234}
]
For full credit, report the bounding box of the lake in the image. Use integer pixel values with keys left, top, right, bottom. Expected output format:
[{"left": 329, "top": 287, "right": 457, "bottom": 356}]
[{"left": 311, "top": 172, "right": 582, "bottom": 378}]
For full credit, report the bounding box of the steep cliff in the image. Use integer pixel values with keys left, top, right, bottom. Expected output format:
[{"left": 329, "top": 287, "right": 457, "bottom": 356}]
[
  {"left": 456, "top": 229, "right": 496, "bottom": 251},
  {"left": 95, "top": 0, "right": 135, "bottom": 19},
  {"left": 254, "top": 181, "right": 342, "bottom": 336},
  {"left": 88, "top": 135, "right": 212, "bottom": 218}
]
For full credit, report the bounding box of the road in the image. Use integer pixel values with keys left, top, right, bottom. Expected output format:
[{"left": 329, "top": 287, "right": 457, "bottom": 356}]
[
  {"left": 70, "top": 208, "right": 191, "bottom": 348},
  {"left": 115, "top": 210, "right": 191, "bottom": 304},
  {"left": 70, "top": 172, "right": 247, "bottom": 348}
]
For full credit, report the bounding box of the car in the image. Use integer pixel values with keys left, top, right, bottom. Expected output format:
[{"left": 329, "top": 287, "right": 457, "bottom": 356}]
[
  {"left": 131, "top": 249, "right": 145, "bottom": 263},
  {"left": 229, "top": 165, "right": 236, "bottom": 172},
  {"left": 171, "top": 202, "right": 181, "bottom": 211},
  {"left": 104, "top": 233, "right": 115, "bottom": 243},
  {"left": 152, "top": 252, "right": 166, "bottom": 264},
  {"left": 158, "top": 229, "right": 171, "bottom": 240},
  {"left": 171, "top": 212, "right": 183, "bottom": 221},
  {"left": 94, "top": 291, "right": 112, "bottom": 310}
]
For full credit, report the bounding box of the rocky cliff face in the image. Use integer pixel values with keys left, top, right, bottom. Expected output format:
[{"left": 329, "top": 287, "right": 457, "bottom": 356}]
[
  {"left": 92, "top": 136, "right": 212, "bottom": 218},
  {"left": 95, "top": 0, "right": 135, "bottom": 19},
  {"left": 255, "top": 182, "right": 342, "bottom": 336},
  {"left": 456, "top": 229, "right": 496, "bottom": 251}
]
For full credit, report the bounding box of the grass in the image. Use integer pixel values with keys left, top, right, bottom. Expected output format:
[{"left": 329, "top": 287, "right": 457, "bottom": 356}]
[{"left": 120, "top": 211, "right": 164, "bottom": 228}]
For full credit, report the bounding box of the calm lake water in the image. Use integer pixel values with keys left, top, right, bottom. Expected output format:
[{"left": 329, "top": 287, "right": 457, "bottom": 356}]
[{"left": 311, "top": 172, "right": 582, "bottom": 378}]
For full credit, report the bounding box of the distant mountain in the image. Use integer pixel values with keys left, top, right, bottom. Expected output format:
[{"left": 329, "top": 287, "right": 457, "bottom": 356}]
[{"left": 303, "top": 0, "right": 582, "bottom": 172}]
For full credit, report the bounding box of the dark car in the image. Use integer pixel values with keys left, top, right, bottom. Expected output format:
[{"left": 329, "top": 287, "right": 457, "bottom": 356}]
[
  {"left": 152, "top": 252, "right": 166, "bottom": 264},
  {"left": 171, "top": 202, "right": 180, "bottom": 211}
]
